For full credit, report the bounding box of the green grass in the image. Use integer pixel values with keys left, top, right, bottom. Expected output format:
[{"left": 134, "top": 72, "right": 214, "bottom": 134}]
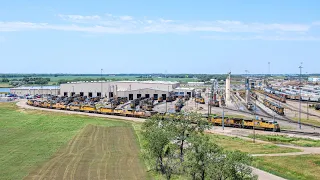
[
  {"left": 208, "top": 133, "right": 301, "bottom": 154},
  {"left": 0, "top": 102, "right": 136, "bottom": 180},
  {"left": 248, "top": 134, "right": 320, "bottom": 147},
  {"left": 0, "top": 83, "right": 12, "bottom": 88},
  {"left": 292, "top": 117, "right": 320, "bottom": 126},
  {"left": 254, "top": 155, "right": 320, "bottom": 180}
]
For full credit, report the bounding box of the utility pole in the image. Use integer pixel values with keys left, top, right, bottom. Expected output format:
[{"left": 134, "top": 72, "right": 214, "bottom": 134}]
[
  {"left": 268, "top": 62, "right": 270, "bottom": 77},
  {"left": 166, "top": 85, "right": 168, "bottom": 113},
  {"left": 253, "top": 97, "right": 257, "bottom": 143},
  {"left": 101, "top": 69, "right": 103, "bottom": 97},
  {"left": 222, "top": 105, "right": 225, "bottom": 130},
  {"left": 299, "top": 63, "right": 303, "bottom": 129}
]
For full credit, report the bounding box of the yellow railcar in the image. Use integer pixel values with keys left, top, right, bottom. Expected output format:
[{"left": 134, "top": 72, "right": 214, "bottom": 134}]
[
  {"left": 69, "top": 104, "right": 80, "bottom": 111},
  {"left": 80, "top": 105, "right": 96, "bottom": 112},
  {"left": 27, "top": 100, "right": 34, "bottom": 106},
  {"left": 113, "top": 108, "right": 123, "bottom": 115},
  {"left": 56, "top": 103, "right": 66, "bottom": 110},
  {"left": 99, "top": 107, "right": 114, "bottom": 114}
]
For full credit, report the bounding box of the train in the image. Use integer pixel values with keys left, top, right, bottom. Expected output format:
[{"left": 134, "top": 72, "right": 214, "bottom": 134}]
[
  {"left": 27, "top": 99, "right": 281, "bottom": 132},
  {"left": 263, "top": 92, "right": 286, "bottom": 103},
  {"left": 209, "top": 116, "right": 280, "bottom": 132},
  {"left": 195, "top": 97, "right": 205, "bottom": 104},
  {"left": 263, "top": 99, "right": 285, "bottom": 115},
  {"left": 264, "top": 88, "right": 320, "bottom": 102},
  {"left": 27, "top": 99, "right": 156, "bottom": 117}
]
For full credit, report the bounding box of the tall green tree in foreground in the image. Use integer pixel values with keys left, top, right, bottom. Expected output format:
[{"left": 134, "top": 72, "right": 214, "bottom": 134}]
[{"left": 142, "top": 112, "right": 256, "bottom": 180}]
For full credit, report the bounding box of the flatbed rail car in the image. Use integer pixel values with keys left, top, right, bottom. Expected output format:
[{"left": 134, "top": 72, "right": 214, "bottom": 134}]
[
  {"left": 263, "top": 99, "right": 285, "bottom": 115},
  {"left": 210, "top": 116, "right": 280, "bottom": 132}
]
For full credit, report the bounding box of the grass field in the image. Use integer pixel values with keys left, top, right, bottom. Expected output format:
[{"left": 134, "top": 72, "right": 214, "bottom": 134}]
[
  {"left": 208, "top": 133, "right": 301, "bottom": 154},
  {"left": 292, "top": 117, "right": 320, "bottom": 126},
  {"left": 0, "top": 103, "right": 147, "bottom": 180},
  {"left": 248, "top": 134, "right": 320, "bottom": 147},
  {"left": 0, "top": 83, "right": 12, "bottom": 88},
  {"left": 254, "top": 155, "right": 320, "bottom": 180},
  {"left": 25, "top": 125, "right": 147, "bottom": 180}
]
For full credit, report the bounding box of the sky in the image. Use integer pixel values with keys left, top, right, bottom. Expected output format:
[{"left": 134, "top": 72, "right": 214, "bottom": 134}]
[{"left": 0, "top": 0, "right": 319, "bottom": 74}]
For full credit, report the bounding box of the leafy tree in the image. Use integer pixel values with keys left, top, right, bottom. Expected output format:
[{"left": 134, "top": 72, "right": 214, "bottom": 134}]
[
  {"left": 142, "top": 115, "right": 175, "bottom": 174},
  {"left": 1, "top": 78, "right": 9, "bottom": 82},
  {"left": 170, "top": 112, "right": 210, "bottom": 162},
  {"left": 184, "top": 135, "right": 221, "bottom": 180}
]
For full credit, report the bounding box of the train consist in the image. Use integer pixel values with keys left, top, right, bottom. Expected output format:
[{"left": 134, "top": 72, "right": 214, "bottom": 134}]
[
  {"left": 26, "top": 98, "right": 281, "bottom": 132},
  {"left": 209, "top": 116, "right": 280, "bottom": 132},
  {"left": 264, "top": 88, "right": 320, "bottom": 102},
  {"left": 263, "top": 92, "right": 286, "bottom": 103},
  {"left": 263, "top": 99, "right": 285, "bottom": 115}
]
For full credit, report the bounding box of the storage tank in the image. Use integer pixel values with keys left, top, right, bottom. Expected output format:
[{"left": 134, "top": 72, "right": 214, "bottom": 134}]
[{"left": 226, "top": 72, "right": 231, "bottom": 102}]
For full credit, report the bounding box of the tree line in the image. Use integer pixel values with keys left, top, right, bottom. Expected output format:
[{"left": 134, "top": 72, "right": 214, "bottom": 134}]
[{"left": 141, "top": 112, "right": 256, "bottom": 180}]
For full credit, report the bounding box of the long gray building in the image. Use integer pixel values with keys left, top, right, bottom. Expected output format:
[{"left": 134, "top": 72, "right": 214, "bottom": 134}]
[
  {"left": 10, "top": 81, "right": 195, "bottom": 100},
  {"left": 10, "top": 86, "right": 60, "bottom": 96},
  {"left": 59, "top": 81, "right": 187, "bottom": 100}
]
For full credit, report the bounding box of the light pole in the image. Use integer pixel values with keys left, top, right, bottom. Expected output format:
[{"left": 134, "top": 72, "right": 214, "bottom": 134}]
[
  {"left": 299, "top": 63, "right": 303, "bottom": 129},
  {"left": 166, "top": 85, "right": 168, "bottom": 113},
  {"left": 253, "top": 98, "right": 257, "bottom": 143},
  {"left": 101, "top": 69, "right": 103, "bottom": 97},
  {"left": 72, "top": 86, "right": 74, "bottom": 97},
  {"left": 222, "top": 104, "right": 225, "bottom": 130}
]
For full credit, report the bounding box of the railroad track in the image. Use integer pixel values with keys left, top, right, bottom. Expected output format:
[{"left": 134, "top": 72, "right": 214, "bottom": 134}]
[
  {"left": 257, "top": 92, "right": 320, "bottom": 118},
  {"left": 280, "top": 129, "right": 320, "bottom": 137}
]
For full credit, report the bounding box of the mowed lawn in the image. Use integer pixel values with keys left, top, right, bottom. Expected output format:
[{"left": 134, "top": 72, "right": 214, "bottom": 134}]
[
  {"left": 0, "top": 103, "right": 147, "bottom": 180},
  {"left": 208, "top": 133, "right": 301, "bottom": 154},
  {"left": 254, "top": 155, "right": 320, "bottom": 180}
]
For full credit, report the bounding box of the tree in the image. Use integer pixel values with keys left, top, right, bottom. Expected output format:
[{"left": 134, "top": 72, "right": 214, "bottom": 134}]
[
  {"left": 184, "top": 135, "right": 221, "bottom": 180},
  {"left": 1, "top": 78, "right": 9, "bottom": 82},
  {"left": 170, "top": 112, "right": 211, "bottom": 162},
  {"left": 142, "top": 115, "right": 176, "bottom": 175}
]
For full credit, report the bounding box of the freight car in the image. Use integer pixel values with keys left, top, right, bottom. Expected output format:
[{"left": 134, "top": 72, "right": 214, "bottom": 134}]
[
  {"left": 209, "top": 116, "right": 280, "bottom": 131},
  {"left": 263, "top": 99, "right": 284, "bottom": 115},
  {"left": 26, "top": 100, "right": 281, "bottom": 132},
  {"left": 263, "top": 92, "right": 286, "bottom": 103}
]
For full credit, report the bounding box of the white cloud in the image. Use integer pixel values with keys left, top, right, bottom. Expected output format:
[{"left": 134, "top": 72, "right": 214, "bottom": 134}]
[
  {"left": 202, "top": 35, "right": 320, "bottom": 41},
  {"left": 119, "top": 16, "right": 133, "bottom": 21},
  {"left": 0, "top": 14, "right": 319, "bottom": 40},
  {"left": 58, "top": 14, "right": 100, "bottom": 22}
]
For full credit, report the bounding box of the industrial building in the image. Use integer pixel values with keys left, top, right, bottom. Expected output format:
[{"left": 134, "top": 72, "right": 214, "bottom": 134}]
[
  {"left": 308, "top": 77, "right": 320, "bottom": 82},
  {"left": 59, "top": 81, "right": 194, "bottom": 100},
  {"left": 10, "top": 86, "right": 60, "bottom": 96},
  {"left": 9, "top": 81, "right": 196, "bottom": 100}
]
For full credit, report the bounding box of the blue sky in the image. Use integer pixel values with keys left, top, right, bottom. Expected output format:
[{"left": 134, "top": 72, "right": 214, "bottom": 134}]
[{"left": 0, "top": 0, "right": 319, "bottom": 74}]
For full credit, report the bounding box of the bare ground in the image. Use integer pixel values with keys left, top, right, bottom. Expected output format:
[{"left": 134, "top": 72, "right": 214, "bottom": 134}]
[{"left": 24, "top": 125, "right": 147, "bottom": 180}]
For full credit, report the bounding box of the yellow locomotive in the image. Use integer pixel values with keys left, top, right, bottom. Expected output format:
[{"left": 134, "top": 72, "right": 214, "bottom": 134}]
[
  {"left": 26, "top": 100, "right": 281, "bottom": 132},
  {"left": 263, "top": 99, "right": 284, "bottom": 115},
  {"left": 210, "top": 116, "right": 280, "bottom": 132}
]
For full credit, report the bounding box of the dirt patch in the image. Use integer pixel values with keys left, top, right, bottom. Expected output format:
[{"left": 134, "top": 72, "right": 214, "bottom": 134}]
[{"left": 24, "top": 125, "right": 147, "bottom": 180}]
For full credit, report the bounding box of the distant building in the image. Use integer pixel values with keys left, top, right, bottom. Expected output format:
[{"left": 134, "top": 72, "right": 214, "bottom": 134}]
[
  {"left": 308, "top": 77, "right": 320, "bottom": 82},
  {"left": 10, "top": 86, "right": 60, "bottom": 96},
  {"left": 187, "top": 82, "right": 205, "bottom": 86}
]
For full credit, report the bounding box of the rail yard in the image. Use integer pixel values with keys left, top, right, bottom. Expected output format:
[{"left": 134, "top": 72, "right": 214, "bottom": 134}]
[
  {"left": 3, "top": 74, "right": 320, "bottom": 180},
  {"left": 17, "top": 74, "right": 320, "bottom": 135}
]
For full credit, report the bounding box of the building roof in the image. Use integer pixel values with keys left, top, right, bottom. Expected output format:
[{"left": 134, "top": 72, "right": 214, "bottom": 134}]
[
  {"left": 117, "top": 87, "right": 170, "bottom": 92},
  {"left": 64, "top": 80, "right": 179, "bottom": 85},
  {"left": 11, "top": 86, "right": 60, "bottom": 90},
  {"left": 174, "top": 87, "right": 195, "bottom": 90}
]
